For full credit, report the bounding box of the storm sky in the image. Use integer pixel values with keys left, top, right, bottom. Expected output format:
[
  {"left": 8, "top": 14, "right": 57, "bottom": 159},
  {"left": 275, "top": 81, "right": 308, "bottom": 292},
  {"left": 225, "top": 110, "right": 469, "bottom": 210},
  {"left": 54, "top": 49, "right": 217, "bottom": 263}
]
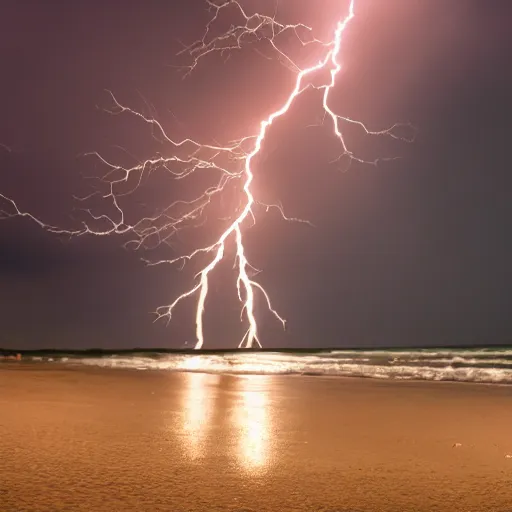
[{"left": 1, "top": 0, "right": 511, "bottom": 350}]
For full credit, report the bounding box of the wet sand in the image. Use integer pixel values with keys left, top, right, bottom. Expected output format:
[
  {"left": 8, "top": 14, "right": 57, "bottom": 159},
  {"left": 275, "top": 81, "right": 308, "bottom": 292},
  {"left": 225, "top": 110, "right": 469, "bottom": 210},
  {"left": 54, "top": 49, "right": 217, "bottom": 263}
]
[{"left": 1, "top": 365, "right": 512, "bottom": 511}]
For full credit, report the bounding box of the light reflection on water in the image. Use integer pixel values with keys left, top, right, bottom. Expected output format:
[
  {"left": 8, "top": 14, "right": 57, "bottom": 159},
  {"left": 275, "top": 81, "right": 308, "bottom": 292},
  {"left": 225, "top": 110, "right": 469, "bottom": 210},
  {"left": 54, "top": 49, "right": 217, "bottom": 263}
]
[
  {"left": 233, "top": 376, "right": 270, "bottom": 471},
  {"left": 178, "top": 370, "right": 271, "bottom": 470},
  {"left": 181, "top": 371, "right": 218, "bottom": 460}
]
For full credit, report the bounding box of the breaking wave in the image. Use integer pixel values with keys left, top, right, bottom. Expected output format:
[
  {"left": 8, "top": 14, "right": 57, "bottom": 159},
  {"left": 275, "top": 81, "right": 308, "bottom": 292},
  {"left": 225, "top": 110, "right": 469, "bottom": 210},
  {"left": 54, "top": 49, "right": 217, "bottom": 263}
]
[{"left": 22, "top": 347, "right": 512, "bottom": 384}]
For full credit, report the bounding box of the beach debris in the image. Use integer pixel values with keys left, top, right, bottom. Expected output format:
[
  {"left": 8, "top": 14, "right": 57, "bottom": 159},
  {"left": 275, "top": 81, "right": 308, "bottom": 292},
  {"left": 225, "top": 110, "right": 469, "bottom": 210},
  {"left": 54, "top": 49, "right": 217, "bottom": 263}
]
[
  {"left": 452, "top": 443, "right": 462, "bottom": 448},
  {"left": 505, "top": 454, "right": 512, "bottom": 459}
]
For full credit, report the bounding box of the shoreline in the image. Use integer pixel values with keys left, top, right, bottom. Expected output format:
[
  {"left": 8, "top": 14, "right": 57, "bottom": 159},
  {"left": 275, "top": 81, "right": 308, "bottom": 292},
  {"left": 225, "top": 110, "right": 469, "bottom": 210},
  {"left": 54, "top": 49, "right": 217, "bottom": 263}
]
[{"left": 3, "top": 361, "right": 512, "bottom": 389}]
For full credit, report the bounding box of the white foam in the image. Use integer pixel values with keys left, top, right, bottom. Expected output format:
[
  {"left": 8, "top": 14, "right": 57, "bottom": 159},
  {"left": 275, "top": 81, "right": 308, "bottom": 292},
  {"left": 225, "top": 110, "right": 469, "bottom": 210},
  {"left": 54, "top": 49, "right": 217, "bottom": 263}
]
[{"left": 56, "top": 351, "right": 512, "bottom": 384}]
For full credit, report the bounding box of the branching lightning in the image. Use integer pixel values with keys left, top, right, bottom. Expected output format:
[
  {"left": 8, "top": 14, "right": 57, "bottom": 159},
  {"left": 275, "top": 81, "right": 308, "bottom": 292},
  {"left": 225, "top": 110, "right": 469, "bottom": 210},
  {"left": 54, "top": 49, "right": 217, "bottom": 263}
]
[{"left": 0, "top": 0, "right": 413, "bottom": 349}]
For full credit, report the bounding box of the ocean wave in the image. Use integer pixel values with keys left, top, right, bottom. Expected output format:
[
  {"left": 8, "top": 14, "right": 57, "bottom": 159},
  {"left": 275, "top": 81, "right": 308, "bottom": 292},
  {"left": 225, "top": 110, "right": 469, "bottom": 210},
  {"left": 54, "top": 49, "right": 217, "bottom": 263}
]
[
  {"left": 33, "top": 350, "right": 512, "bottom": 384},
  {"left": 329, "top": 349, "right": 512, "bottom": 359}
]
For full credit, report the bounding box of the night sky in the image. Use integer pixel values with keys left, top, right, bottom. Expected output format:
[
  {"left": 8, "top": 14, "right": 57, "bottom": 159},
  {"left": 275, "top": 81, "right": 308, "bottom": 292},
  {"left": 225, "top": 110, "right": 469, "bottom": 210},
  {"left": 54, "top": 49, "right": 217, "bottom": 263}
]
[{"left": 1, "top": 0, "right": 511, "bottom": 350}]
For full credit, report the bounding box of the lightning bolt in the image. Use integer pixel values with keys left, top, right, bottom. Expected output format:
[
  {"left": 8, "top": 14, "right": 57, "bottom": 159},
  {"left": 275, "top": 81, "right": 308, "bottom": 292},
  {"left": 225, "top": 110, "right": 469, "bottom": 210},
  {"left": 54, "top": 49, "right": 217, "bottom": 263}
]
[{"left": 1, "top": 0, "right": 413, "bottom": 350}]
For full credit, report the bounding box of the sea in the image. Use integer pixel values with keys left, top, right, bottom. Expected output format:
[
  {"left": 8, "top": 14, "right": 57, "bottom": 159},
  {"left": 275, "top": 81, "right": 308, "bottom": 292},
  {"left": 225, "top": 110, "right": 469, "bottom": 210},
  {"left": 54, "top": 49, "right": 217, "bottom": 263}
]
[{"left": 17, "top": 347, "right": 512, "bottom": 385}]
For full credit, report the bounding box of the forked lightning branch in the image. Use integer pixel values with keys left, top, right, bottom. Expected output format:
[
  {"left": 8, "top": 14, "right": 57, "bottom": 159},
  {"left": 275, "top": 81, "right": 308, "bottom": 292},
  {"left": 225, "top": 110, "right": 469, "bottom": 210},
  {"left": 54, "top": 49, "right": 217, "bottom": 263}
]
[{"left": 0, "top": 0, "right": 412, "bottom": 349}]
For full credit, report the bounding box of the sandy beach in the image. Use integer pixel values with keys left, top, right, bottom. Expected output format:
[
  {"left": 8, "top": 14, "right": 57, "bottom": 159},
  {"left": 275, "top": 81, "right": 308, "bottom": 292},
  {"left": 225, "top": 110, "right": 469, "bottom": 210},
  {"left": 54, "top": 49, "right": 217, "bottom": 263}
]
[{"left": 1, "top": 365, "right": 512, "bottom": 511}]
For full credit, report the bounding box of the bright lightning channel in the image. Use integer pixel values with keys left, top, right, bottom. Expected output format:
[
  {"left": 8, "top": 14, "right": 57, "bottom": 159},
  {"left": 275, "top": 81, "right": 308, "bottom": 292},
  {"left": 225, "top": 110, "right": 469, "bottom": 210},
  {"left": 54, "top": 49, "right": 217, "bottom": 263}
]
[{"left": 0, "top": 0, "right": 412, "bottom": 350}]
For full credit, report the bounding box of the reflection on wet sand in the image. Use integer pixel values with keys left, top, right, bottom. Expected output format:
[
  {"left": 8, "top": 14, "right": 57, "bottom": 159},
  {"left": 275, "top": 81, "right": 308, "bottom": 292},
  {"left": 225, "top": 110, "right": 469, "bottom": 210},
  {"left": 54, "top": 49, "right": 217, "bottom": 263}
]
[
  {"left": 181, "top": 371, "right": 218, "bottom": 460},
  {"left": 178, "top": 372, "right": 272, "bottom": 470},
  {"left": 233, "top": 376, "right": 270, "bottom": 471}
]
